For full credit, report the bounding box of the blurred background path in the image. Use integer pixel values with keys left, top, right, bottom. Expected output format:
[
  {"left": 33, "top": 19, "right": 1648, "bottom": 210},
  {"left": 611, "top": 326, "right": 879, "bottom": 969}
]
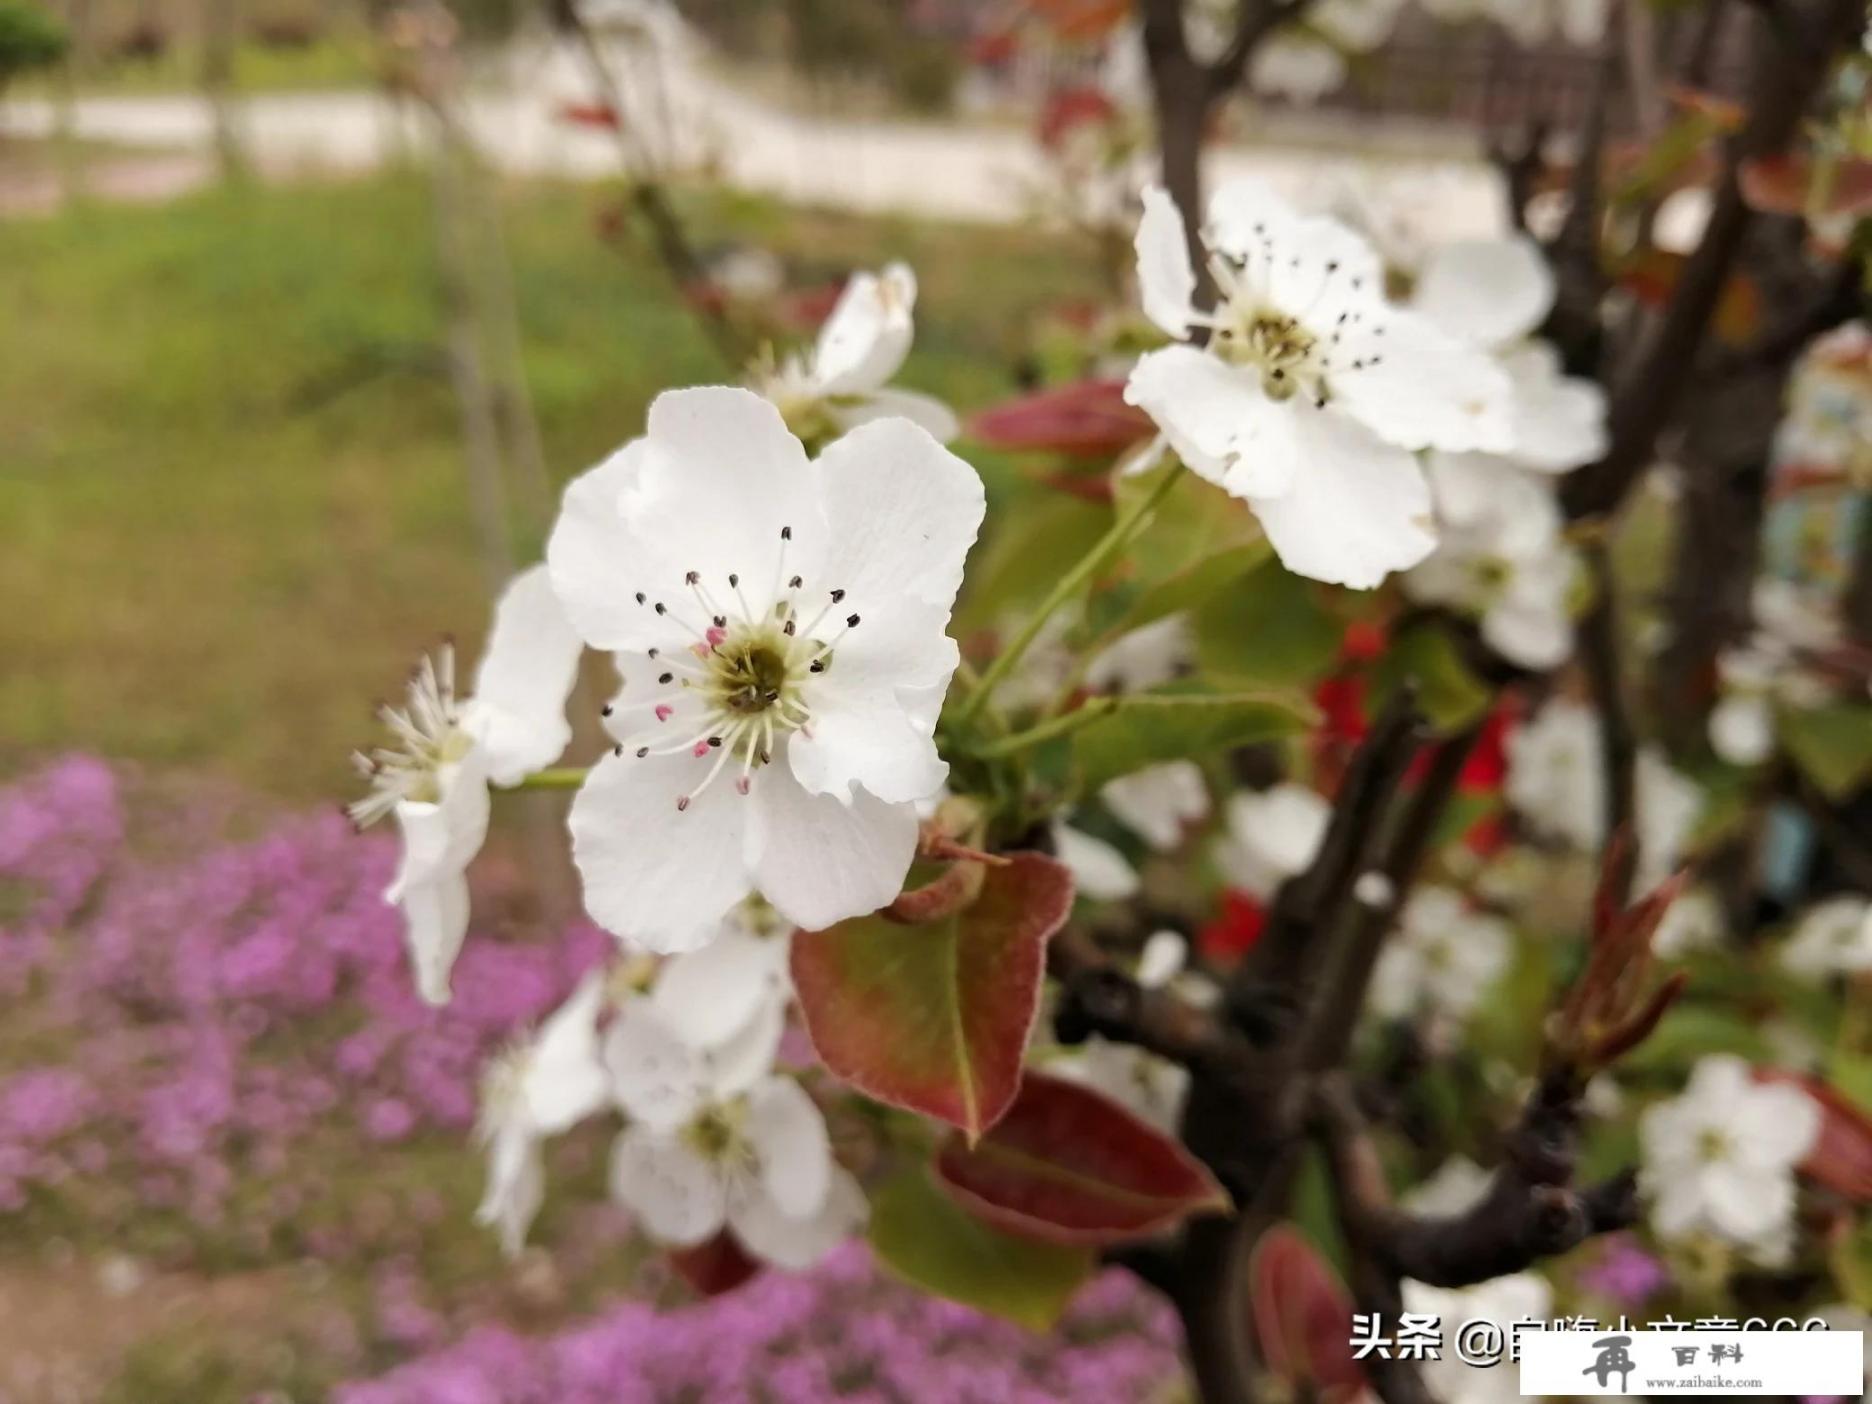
[{"left": 0, "top": 30, "right": 1501, "bottom": 232}]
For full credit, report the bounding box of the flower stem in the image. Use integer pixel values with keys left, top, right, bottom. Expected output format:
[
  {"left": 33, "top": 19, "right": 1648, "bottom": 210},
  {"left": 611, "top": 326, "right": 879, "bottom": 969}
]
[
  {"left": 967, "top": 696, "right": 1120, "bottom": 759},
  {"left": 955, "top": 461, "right": 1185, "bottom": 730},
  {"left": 513, "top": 767, "right": 589, "bottom": 790}
]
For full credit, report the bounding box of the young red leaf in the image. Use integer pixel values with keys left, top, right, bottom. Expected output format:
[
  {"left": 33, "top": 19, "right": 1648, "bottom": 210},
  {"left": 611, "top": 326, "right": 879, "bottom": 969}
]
[
  {"left": 791, "top": 852, "right": 1074, "bottom": 1138},
  {"left": 667, "top": 1232, "right": 762, "bottom": 1297},
  {"left": 932, "top": 1072, "right": 1230, "bottom": 1245},
  {"left": 968, "top": 379, "right": 1155, "bottom": 459},
  {"left": 1248, "top": 1224, "right": 1368, "bottom": 1402},
  {"left": 1756, "top": 1068, "right": 1872, "bottom": 1203}
]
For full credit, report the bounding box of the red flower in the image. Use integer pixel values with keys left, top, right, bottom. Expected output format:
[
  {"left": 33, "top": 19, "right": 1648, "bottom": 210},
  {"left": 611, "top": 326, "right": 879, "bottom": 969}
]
[{"left": 1199, "top": 889, "right": 1267, "bottom": 965}]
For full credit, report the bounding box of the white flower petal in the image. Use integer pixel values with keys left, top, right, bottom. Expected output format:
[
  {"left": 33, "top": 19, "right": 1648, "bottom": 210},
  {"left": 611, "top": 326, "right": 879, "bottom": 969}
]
[
  {"left": 570, "top": 749, "right": 754, "bottom": 954},
  {"left": 1125, "top": 345, "right": 1302, "bottom": 497},
  {"left": 1205, "top": 180, "right": 1383, "bottom": 317},
  {"left": 1101, "top": 761, "right": 1209, "bottom": 851},
  {"left": 1736, "top": 1082, "right": 1822, "bottom": 1168},
  {"left": 627, "top": 388, "right": 828, "bottom": 599},
  {"left": 704, "top": 993, "right": 787, "bottom": 1100},
  {"left": 731, "top": 1165, "right": 867, "bottom": 1270},
  {"left": 1332, "top": 309, "right": 1515, "bottom": 454},
  {"left": 1709, "top": 693, "right": 1775, "bottom": 767},
  {"left": 604, "top": 998, "right": 712, "bottom": 1133},
  {"left": 393, "top": 863, "right": 472, "bottom": 1008},
  {"left": 466, "top": 563, "right": 583, "bottom": 786},
  {"left": 746, "top": 1076, "right": 832, "bottom": 1219},
  {"left": 1248, "top": 409, "right": 1438, "bottom": 588},
  {"left": 1218, "top": 783, "right": 1329, "bottom": 898},
  {"left": 1501, "top": 342, "right": 1608, "bottom": 472},
  {"left": 1135, "top": 184, "right": 1198, "bottom": 338},
  {"left": 750, "top": 761, "right": 918, "bottom": 931},
  {"left": 787, "top": 633, "right": 955, "bottom": 805},
  {"left": 386, "top": 753, "right": 490, "bottom": 1006},
  {"left": 654, "top": 921, "right": 791, "bottom": 1053},
  {"left": 609, "top": 1125, "right": 728, "bottom": 1246},
  {"left": 546, "top": 439, "right": 665, "bottom": 654},
  {"left": 1411, "top": 237, "right": 1555, "bottom": 349},
  {"left": 522, "top": 972, "right": 613, "bottom": 1134},
  {"left": 1703, "top": 1162, "right": 1791, "bottom": 1243},
  {"left": 812, "top": 264, "right": 916, "bottom": 396},
  {"left": 831, "top": 387, "right": 961, "bottom": 444},
  {"left": 1136, "top": 930, "right": 1189, "bottom": 988},
  {"left": 1050, "top": 822, "right": 1140, "bottom": 901},
  {"left": 475, "top": 1124, "right": 544, "bottom": 1258},
  {"left": 812, "top": 415, "right": 985, "bottom": 613}
]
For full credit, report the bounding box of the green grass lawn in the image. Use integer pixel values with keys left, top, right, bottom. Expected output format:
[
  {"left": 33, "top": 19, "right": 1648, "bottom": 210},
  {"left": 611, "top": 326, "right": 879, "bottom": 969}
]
[{"left": 0, "top": 171, "right": 1103, "bottom": 801}]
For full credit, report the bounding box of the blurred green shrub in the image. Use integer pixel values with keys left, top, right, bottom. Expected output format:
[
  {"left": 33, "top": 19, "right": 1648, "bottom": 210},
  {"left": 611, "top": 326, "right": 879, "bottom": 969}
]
[{"left": 0, "top": 0, "right": 67, "bottom": 91}]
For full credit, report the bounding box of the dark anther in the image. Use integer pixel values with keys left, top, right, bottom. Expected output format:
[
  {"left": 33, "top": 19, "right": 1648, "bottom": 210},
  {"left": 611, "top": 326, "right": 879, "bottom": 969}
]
[
  {"left": 846, "top": 614, "right": 860, "bottom": 627},
  {"left": 783, "top": 621, "right": 796, "bottom": 636},
  {"left": 788, "top": 574, "right": 803, "bottom": 589},
  {"left": 830, "top": 588, "right": 845, "bottom": 603},
  {"left": 684, "top": 570, "right": 700, "bottom": 585},
  {"left": 712, "top": 615, "right": 726, "bottom": 628},
  {"left": 653, "top": 602, "right": 667, "bottom": 615},
  {"left": 635, "top": 746, "right": 649, "bottom": 758},
  {"left": 780, "top": 525, "right": 791, "bottom": 540},
  {"left": 708, "top": 737, "right": 723, "bottom": 748},
  {"left": 658, "top": 672, "right": 673, "bottom": 684},
  {"left": 634, "top": 592, "right": 646, "bottom": 604},
  {"left": 809, "top": 660, "right": 825, "bottom": 673},
  {"left": 601, "top": 704, "right": 614, "bottom": 717},
  {"left": 728, "top": 573, "right": 739, "bottom": 587}
]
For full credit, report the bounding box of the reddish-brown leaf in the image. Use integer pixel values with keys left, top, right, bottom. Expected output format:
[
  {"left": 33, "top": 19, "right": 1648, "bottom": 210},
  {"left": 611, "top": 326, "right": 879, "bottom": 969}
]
[
  {"left": 968, "top": 379, "right": 1155, "bottom": 459},
  {"left": 1619, "top": 251, "right": 1761, "bottom": 346},
  {"left": 1756, "top": 1068, "right": 1872, "bottom": 1203},
  {"left": 791, "top": 853, "right": 1073, "bottom": 1138},
  {"left": 1741, "top": 153, "right": 1872, "bottom": 219},
  {"left": 932, "top": 1072, "right": 1230, "bottom": 1245},
  {"left": 1248, "top": 1224, "right": 1368, "bottom": 1402},
  {"left": 668, "top": 1232, "right": 762, "bottom": 1297}
]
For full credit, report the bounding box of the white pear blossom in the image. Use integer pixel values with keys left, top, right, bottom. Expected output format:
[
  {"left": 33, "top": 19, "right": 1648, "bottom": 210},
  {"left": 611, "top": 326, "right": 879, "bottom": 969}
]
[
  {"left": 1101, "top": 761, "right": 1210, "bottom": 851},
  {"left": 549, "top": 388, "right": 984, "bottom": 953},
  {"left": 1652, "top": 884, "right": 1726, "bottom": 959},
  {"left": 1369, "top": 886, "right": 1514, "bottom": 1025},
  {"left": 1125, "top": 180, "right": 1513, "bottom": 587},
  {"left": 753, "top": 263, "right": 958, "bottom": 445},
  {"left": 1085, "top": 613, "right": 1196, "bottom": 694},
  {"left": 476, "top": 971, "right": 613, "bottom": 1256},
  {"left": 1411, "top": 235, "right": 1608, "bottom": 474},
  {"left": 605, "top": 998, "right": 864, "bottom": 1266},
  {"left": 1406, "top": 458, "right": 1579, "bottom": 667},
  {"left": 1050, "top": 820, "right": 1141, "bottom": 902},
  {"left": 1780, "top": 896, "right": 1872, "bottom": 980},
  {"left": 1708, "top": 581, "right": 1841, "bottom": 766},
  {"left": 1216, "top": 782, "right": 1330, "bottom": 899},
  {"left": 1505, "top": 701, "right": 1702, "bottom": 891},
  {"left": 1639, "top": 1053, "right": 1820, "bottom": 1265},
  {"left": 1403, "top": 1272, "right": 1552, "bottom": 1404},
  {"left": 1053, "top": 931, "right": 1201, "bottom": 1129},
  {"left": 349, "top": 565, "right": 583, "bottom": 1004}
]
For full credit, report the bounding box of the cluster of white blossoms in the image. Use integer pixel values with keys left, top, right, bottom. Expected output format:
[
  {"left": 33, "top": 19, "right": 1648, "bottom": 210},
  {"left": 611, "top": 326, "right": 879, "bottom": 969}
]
[
  {"left": 1505, "top": 698, "right": 1703, "bottom": 893},
  {"left": 475, "top": 904, "right": 860, "bottom": 1264},
  {"left": 340, "top": 272, "right": 984, "bottom": 1261},
  {"left": 1369, "top": 885, "right": 1513, "bottom": 1028},
  {"left": 1780, "top": 894, "right": 1872, "bottom": 981},
  {"left": 1402, "top": 235, "right": 1607, "bottom": 668},
  {"left": 1052, "top": 759, "right": 1212, "bottom": 902},
  {"left": 1639, "top": 1054, "right": 1820, "bottom": 1266},
  {"left": 1708, "top": 580, "right": 1843, "bottom": 766},
  {"left": 1125, "top": 179, "right": 1515, "bottom": 588}
]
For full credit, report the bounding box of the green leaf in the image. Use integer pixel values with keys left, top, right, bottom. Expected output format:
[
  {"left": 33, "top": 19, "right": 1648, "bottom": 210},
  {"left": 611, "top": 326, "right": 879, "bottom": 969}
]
[
  {"left": 956, "top": 492, "right": 1110, "bottom": 638},
  {"left": 1780, "top": 702, "right": 1872, "bottom": 802},
  {"left": 1192, "top": 556, "right": 1343, "bottom": 688},
  {"left": 1086, "top": 539, "right": 1271, "bottom": 655},
  {"left": 1072, "top": 689, "right": 1318, "bottom": 792},
  {"left": 1112, "top": 459, "right": 1262, "bottom": 583},
  {"left": 1619, "top": 1003, "right": 1771, "bottom": 1073},
  {"left": 1372, "top": 622, "right": 1491, "bottom": 733},
  {"left": 791, "top": 853, "right": 1074, "bottom": 1138},
  {"left": 868, "top": 1164, "right": 1095, "bottom": 1330}
]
